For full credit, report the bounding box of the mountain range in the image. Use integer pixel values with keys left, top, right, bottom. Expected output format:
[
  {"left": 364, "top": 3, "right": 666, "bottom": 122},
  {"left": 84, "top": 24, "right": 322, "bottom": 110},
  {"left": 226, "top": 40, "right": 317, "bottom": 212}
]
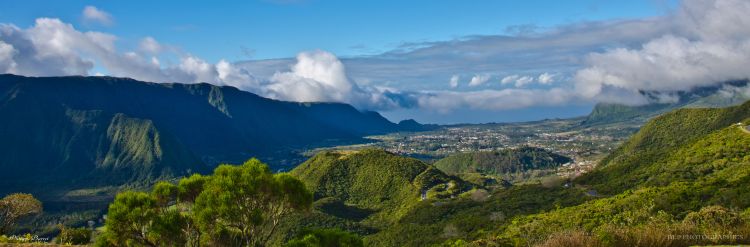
[
  {"left": 582, "top": 80, "right": 750, "bottom": 126},
  {"left": 0, "top": 74, "right": 426, "bottom": 199}
]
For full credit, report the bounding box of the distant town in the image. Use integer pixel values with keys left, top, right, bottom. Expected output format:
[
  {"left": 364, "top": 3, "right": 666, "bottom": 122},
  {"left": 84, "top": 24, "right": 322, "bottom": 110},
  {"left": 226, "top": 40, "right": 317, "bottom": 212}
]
[{"left": 311, "top": 118, "right": 642, "bottom": 177}]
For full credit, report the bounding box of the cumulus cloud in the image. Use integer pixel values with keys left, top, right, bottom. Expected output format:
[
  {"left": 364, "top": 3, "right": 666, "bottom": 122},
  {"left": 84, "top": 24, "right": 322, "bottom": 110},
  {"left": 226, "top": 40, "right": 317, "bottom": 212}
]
[
  {"left": 500, "top": 75, "right": 519, "bottom": 85},
  {"left": 82, "top": 6, "right": 113, "bottom": 26},
  {"left": 139, "top": 37, "right": 162, "bottom": 54},
  {"left": 263, "top": 50, "right": 408, "bottom": 109},
  {"left": 537, "top": 72, "right": 555, "bottom": 84},
  {"left": 468, "top": 74, "right": 491, "bottom": 87},
  {"left": 266, "top": 50, "right": 353, "bottom": 103},
  {"left": 449, "top": 75, "right": 459, "bottom": 88},
  {"left": 415, "top": 88, "right": 575, "bottom": 113},
  {"left": 0, "top": 18, "right": 259, "bottom": 89},
  {"left": 500, "top": 74, "right": 536, "bottom": 87},
  {"left": 514, "top": 76, "right": 534, "bottom": 87},
  {"left": 573, "top": 0, "right": 750, "bottom": 104},
  {"left": 0, "top": 41, "right": 16, "bottom": 72},
  {"left": 0, "top": 19, "right": 403, "bottom": 110}
]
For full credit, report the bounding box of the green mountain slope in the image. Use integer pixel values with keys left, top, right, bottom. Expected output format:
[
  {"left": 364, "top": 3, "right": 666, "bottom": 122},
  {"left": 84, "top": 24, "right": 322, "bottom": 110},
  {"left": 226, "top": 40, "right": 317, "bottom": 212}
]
[
  {"left": 578, "top": 100, "right": 750, "bottom": 195},
  {"left": 0, "top": 74, "right": 420, "bottom": 200},
  {"left": 581, "top": 80, "right": 750, "bottom": 126},
  {"left": 327, "top": 101, "right": 750, "bottom": 246},
  {"left": 464, "top": 101, "right": 750, "bottom": 246},
  {"left": 291, "top": 149, "right": 468, "bottom": 224},
  {"left": 582, "top": 102, "right": 673, "bottom": 126},
  {"left": 268, "top": 149, "right": 472, "bottom": 245},
  {"left": 433, "top": 147, "right": 571, "bottom": 176}
]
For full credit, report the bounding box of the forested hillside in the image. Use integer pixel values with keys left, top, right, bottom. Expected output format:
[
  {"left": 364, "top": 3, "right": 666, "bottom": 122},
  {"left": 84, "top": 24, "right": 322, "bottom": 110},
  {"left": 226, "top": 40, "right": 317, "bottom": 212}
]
[
  {"left": 0, "top": 74, "right": 420, "bottom": 200},
  {"left": 290, "top": 149, "right": 469, "bottom": 224},
  {"left": 477, "top": 100, "right": 750, "bottom": 246},
  {"left": 433, "top": 147, "right": 571, "bottom": 176},
  {"left": 582, "top": 80, "right": 750, "bottom": 126}
]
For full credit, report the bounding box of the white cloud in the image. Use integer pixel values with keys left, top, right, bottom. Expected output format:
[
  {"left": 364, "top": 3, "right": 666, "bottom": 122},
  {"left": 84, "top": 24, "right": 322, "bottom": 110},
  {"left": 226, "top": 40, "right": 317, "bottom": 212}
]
[
  {"left": 0, "top": 19, "right": 402, "bottom": 110},
  {"left": 537, "top": 73, "right": 555, "bottom": 84},
  {"left": 574, "top": 0, "right": 750, "bottom": 104},
  {"left": 514, "top": 76, "right": 534, "bottom": 87},
  {"left": 416, "top": 88, "right": 575, "bottom": 113},
  {"left": 0, "top": 41, "right": 17, "bottom": 73},
  {"left": 449, "top": 75, "right": 459, "bottom": 88},
  {"left": 717, "top": 84, "right": 750, "bottom": 98},
  {"left": 500, "top": 75, "right": 519, "bottom": 85},
  {"left": 231, "top": 0, "right": 750, "bottom": 112},
  {"left": 264, "top": 50, "right": 405, "bottom": 109},
  {"left": 178, "top": 56, "right": 216, "bottom": 83},
  {"left": 82, "top": 6, "right": 113, "bottom": 26},
  {"left": 139, "top": 37, "right": 162, "bottom": 54},
  {"left": 0, "top": 18, "right": 261, "bottom": 88},
  {"left": 216, "top": 59, "right": 258, "bottom": 89},
  {"left": 468, "top": 74, "right": 491, "bottom": 87},
  {"left": 266, "top": 50, "right": 352, "bottom": 102}
]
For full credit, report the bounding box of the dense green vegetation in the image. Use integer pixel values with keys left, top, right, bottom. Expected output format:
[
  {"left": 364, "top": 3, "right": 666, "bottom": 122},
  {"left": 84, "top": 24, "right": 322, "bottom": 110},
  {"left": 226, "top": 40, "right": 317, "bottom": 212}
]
[
  {"left": 578, "top": 99, "right": 750, "bottom": 195},
  {"left": 291, "top": 149, "right": 469, "bottom": 225},
  {"left": 96, "top": 159, "right": 313, "bottom": 247},
  {"left": 433, "top": 147, "right": 571, "bottom": 179},
  {"left": 280, "top": 101, "right": 750, "bottom": 246},
  {"left": 452, "top": 101, "right": 750, "bottom": 246},
  {"left": 69, "top": 101, "right": 750, "bottom": 246}
]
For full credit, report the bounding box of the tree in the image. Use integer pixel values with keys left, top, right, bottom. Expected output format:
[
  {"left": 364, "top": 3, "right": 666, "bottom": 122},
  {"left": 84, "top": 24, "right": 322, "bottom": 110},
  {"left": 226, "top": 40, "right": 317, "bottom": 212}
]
[
  {"left": 0, "top": 193, "right": 42, "bottom": 235},
  {"left": 97, "top": 189, "right": 192, "bottom": 247},
  {"left": 99, "top": 191, "right": 160, "bottom": 246},
  {"left": 194, "top": 159, "right": 313, "bottom": 246},
  {"left": 99, "top": 158, "right": 313, "bottom": 247}
]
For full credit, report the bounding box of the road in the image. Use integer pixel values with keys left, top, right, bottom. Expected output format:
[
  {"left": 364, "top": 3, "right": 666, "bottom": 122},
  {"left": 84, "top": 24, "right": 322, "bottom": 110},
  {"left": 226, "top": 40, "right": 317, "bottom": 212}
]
[{"left": 741, "top": 124, "right": 750, "bottom": 134}]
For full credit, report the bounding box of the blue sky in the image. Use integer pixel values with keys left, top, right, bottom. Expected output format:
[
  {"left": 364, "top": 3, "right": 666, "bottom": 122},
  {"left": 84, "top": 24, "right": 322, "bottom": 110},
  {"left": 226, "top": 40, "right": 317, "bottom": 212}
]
[
  {"left": 4, "top": 0, "right": 750, "bottom": 124},
  {"left": 1, "top": 0, "right": 675, "bottom": 61}
]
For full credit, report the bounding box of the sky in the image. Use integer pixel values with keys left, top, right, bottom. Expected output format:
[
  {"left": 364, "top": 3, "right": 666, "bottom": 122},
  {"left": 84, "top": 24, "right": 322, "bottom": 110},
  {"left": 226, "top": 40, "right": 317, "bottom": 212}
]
[{"left": 2, "top": 0, "right": 750, "bottom": 124}]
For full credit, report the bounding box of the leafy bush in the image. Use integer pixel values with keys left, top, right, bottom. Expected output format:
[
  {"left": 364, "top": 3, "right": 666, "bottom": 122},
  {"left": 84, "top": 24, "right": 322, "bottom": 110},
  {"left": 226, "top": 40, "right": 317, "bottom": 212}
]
[
  {"left": 683, "top": 205, "right": 743, "bottom": 229},
  {"left": 55, "top": 226, "right": 92, "bottom": 245},
  {"left": 98, "top": 158, "right": 312, "bottom": 247}
]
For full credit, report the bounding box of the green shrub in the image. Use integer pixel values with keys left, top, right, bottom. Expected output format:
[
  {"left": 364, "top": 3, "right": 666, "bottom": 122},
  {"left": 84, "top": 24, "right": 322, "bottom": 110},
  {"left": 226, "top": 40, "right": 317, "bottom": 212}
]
[
  {"left": 56, "top": 226, "right": 92, "bottom": 245},
  {"left": 682, "top": 205, "right": 742, "bottom": 229}
]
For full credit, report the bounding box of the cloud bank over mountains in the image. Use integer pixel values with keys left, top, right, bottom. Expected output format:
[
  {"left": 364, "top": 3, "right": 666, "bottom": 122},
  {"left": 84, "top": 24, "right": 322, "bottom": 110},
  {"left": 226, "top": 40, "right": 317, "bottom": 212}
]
[
  {"left": 238, "top": 0, "right": 750, "bottom": 110},
  {"left": 575, "top": 0, "right": 750, "bottom": 104},
  {"left": 1, "top": 0, "right": 749, "bottom": 115}
]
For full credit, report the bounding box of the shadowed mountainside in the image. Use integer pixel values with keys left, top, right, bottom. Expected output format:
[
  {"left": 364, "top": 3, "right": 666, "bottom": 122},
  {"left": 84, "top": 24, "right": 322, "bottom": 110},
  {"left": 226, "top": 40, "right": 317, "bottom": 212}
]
[{"left": 0, "top": 74, "right": 424, "bottom": 199}]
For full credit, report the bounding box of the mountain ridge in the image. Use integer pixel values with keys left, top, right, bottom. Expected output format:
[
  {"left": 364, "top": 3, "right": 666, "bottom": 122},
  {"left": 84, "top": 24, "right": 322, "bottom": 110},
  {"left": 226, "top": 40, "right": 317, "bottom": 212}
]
[
  {"left": 0, "top": 74, "right": 424, "bottom": 200},
  {"left": 582, "top": 80, "right": 750, "bottom": 126}
]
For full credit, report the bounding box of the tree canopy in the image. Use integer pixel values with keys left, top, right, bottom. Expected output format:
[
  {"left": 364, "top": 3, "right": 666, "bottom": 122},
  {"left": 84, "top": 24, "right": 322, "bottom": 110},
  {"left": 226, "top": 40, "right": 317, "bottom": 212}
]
[
  {"left": 0, "top": 193, "right": 42, "bottom": 235},
  {"left": 98, "top": 158, "right": 313, "bottom": 247}
]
